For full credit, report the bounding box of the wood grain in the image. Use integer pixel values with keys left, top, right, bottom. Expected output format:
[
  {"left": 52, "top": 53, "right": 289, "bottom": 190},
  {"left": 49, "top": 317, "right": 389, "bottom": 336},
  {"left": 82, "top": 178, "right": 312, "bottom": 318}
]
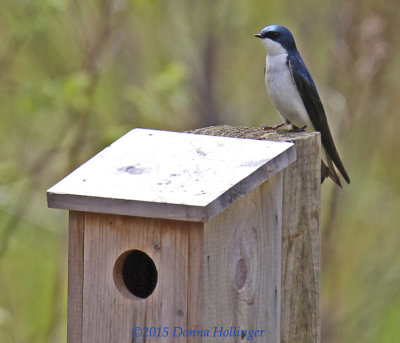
[
  {"left": 190, "top": 125, "right": 321, "bottom": 343},
  {"left": 280, "top": 131, "right": 321, "bottom": 343},
  {"left": 68, "top": 211, "right": 85, "bottom": 343},
  {"left": 203, "top": 173, "right": 283, "bottom": 343},
  {"left": 80, "top": 213, "right": 203, "bottom": 343}
]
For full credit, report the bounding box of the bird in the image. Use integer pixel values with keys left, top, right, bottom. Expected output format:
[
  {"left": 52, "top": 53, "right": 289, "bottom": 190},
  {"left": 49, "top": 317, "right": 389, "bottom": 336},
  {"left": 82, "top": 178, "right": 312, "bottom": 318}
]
[{"left": 254, "top": 24, "right": 350, "bottom": 187}]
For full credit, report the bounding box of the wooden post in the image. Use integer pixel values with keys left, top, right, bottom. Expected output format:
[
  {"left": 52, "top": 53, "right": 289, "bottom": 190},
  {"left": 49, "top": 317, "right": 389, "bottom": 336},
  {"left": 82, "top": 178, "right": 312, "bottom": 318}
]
[
  {"left": 190, "top": 126, "right": 321, "bottom": 343},
  {"left": 47, "top": 128, "right": 296, "bottom": 343}
]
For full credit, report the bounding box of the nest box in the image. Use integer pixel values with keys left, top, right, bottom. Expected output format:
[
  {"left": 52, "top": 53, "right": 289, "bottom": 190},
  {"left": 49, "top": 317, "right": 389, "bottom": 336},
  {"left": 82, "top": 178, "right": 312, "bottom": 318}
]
[{"left": 47, "top": 128, "right": 296, "bottom": 343}]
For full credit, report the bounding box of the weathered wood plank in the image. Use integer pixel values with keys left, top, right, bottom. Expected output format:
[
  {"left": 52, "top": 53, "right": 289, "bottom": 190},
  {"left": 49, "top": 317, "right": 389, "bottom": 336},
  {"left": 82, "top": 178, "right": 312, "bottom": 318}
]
[
  {"left": 80, "top": 213, "right": 203, "bottom": 343},
  {"left": 203, "top": 173, "right": 282, "bottom": 343},
  {"left": 47, "top": 128, "right": 295, "bottom": 222},
  {"left": 188, "top": 224, "right": 204, "bottom": 336},
  {"left": 67, "top": 211, "right": 85, "bottom": 343},
  {"left": 190, "top": 125, "right": 321, "bottom": 343},
  {"left": 280, "top": 131, "right": 321, "bottom": 343}
]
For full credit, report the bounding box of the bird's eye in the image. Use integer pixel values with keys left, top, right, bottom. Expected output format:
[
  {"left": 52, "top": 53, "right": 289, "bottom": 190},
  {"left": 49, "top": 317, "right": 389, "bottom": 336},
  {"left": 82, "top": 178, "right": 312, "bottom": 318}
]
[{"left": 264, "top": 31, "right": 280, "bottom": 39}]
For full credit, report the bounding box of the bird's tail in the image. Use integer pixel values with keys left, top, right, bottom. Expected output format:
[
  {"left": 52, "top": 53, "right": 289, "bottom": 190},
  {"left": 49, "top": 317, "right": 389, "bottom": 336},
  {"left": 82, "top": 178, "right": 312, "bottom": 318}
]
[{"left": 321, "top": 158, "right": 342, "bottom": 187}]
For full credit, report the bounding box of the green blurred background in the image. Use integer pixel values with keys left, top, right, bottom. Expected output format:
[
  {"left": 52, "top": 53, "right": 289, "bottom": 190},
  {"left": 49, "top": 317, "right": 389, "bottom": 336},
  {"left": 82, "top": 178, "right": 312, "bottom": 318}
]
[{"left": 0, "top": 0, "right": 399, "bottom": 342}]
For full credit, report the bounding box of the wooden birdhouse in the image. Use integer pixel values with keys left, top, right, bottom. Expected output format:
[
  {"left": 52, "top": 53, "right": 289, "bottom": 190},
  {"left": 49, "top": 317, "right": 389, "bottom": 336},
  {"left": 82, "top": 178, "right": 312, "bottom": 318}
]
[{"left": 47, "top": 128, "right": 297, "bottom": 343}]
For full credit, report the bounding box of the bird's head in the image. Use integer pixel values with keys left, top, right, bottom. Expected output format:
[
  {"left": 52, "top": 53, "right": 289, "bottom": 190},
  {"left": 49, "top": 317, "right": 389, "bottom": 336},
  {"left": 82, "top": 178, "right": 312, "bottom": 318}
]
[{"left": 254, "top": 25, "right": 297, "bottom": 55}]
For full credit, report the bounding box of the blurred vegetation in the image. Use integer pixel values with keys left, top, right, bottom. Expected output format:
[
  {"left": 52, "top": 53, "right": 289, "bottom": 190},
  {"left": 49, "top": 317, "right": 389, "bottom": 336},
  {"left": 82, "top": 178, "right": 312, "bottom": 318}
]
[{"left": 0, "top": 0, "right": 399, "bottom": 342}]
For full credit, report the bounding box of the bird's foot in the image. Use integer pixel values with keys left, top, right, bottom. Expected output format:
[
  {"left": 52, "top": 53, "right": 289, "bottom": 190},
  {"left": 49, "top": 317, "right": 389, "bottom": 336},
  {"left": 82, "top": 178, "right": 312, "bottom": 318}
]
[
  {"left": 288, "top": 125, "right": 307, "bottom": 133},
  {"left": 261, "top": 122, "right": 285, "bottom": 130}
]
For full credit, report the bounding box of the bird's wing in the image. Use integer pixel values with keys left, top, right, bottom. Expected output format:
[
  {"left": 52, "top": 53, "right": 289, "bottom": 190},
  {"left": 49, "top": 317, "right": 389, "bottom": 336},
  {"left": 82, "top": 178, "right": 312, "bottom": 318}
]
[{"left": 288, "top": 54, "right": 350, "bottom": 184}]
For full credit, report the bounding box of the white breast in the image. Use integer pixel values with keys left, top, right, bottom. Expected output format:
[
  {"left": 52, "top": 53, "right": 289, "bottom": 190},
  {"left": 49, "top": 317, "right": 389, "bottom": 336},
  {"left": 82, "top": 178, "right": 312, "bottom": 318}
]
[{"left": 265, "top": 53, "right": 314, "bottom": 130}]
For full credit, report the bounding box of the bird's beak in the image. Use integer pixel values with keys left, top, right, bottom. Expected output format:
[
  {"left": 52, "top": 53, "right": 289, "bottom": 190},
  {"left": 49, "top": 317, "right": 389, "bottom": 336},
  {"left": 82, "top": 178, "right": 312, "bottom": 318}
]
[{"left": 254, "top": 33, "right": 262, "bottom": 38}]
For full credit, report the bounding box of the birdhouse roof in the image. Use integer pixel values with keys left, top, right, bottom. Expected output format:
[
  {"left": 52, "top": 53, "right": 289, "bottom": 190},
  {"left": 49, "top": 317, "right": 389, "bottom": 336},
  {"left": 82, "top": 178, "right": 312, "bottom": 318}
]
[{"left": 47, "top": 128, "right": 296, "bottom": 222}]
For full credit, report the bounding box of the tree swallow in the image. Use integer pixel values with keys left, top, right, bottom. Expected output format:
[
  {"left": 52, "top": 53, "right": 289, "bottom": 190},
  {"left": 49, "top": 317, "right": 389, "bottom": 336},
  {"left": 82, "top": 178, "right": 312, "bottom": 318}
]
[{"left": 255, "top": 24, "right": 350, "bottom": 187}]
